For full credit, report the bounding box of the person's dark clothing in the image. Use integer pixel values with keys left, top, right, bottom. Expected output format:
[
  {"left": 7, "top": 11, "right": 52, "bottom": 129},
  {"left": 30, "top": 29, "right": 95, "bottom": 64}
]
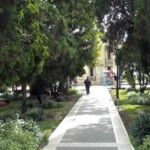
[{"left": 84, "top": 78, "right": 91, "bottom": 94}]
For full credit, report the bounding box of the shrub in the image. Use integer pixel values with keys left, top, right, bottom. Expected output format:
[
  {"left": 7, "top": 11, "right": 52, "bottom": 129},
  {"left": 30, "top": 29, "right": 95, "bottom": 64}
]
[
  {"left": 0, "top": 111, "right": 18, "bottom": 122},
  {"left": 57, "top": 102, "right": 64, "bottom": 108},
  {"left": 127, "top": 92, "right": 150, "bottom": 105},
  {"left": 56, "top": 96, "right": 66, "bottom": 102},
  {"left": 130, "top": 112, "right": 150, "bottom": 144},
  {"left": 127, "top": 91, "right": 137, "bottom": 99},
  {"left": 136, "top": 94, "right": 150, "bottom": 105},
  {"left": 67, "top": 89, "right": 78, "bottom": 95},
  {"left": 126, "top": 88, "right": 134, "bottom": 92},
  {"left": 0, "top": 116, "right": 44, "bottom": 150},
  {"left": 26, "top": 108, "right": 43, "bottom": 121},
  {"left": 3, "top": 91, "right": 14, "bottom": 101},
  {"left": 27, "top": 102, "right": 37, "bottom": 108},
  {"left": 39, "top": 130, "right": 49, "bottom": 148},
  {"left": 138, "top": 135, "right": 150, "bottom": 150},
  {"left": 42, "top": 98, "right": 58, "bottom": 109}
]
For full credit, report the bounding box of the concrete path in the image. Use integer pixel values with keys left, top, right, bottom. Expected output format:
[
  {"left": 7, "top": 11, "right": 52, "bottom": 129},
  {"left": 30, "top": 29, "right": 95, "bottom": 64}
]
[{"left": 43, "top": 86, "right": 134, "bottom": 150}]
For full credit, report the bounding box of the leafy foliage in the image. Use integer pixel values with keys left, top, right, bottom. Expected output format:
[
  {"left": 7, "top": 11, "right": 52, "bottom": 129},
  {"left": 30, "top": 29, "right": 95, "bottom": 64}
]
[
  {"left": 0, "top": 117, "right": 46, "bottom": 150},
  {"left": 95, "top": 0, "right": 150, "bottom": 93},
  {"left": 40, "top": 0, "right": 101, "bottom": 84},
  {"left": 42, "top": 98, "right": 58, "bottom": 109},
  {"left": 130, "top": 112, "right": 150, "bottom": 144},
  {"left": 0, "top": 111, "right": 17, "bottom": 122},
  {"left": 138, "top": 135, "right": 150, "bottom": 150},
  {"left": 26, "top": 108, "right": 43, "bottom": 121},
  {"left": 127, "top": 92, "right": 150, "bottom": 105},
  {"left": 0, "top": 0, "right": 102, "bottom": 113},
  {"left": 67, "top": 89, "right": 78, "bottom": 95}
]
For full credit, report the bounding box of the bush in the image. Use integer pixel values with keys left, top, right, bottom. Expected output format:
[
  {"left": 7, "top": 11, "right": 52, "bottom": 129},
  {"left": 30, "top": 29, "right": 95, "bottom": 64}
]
[
  {"left": 56, "top": 96, "right": 66, "bottom": 102},
  {"left": 127, "top": 91, "right": 150, "bottom": 105},
  {"left": 130, "top": 112, "right": 150, "bottom": 144},
  {"left": 3, "top": 91, "right": 14, "bottom": 101},
  {"left": 0, "top": 116, "right": 44, "bottom": 150},
  {"left": 42, "top": 98, "right": 58, "bottom": 109},
  {"left": 0, "top": 111, "right": 18, "bottom": 122},
  {"left": 27, "top": 102, "right": 37, "bottom": 108},
  {"left": 138, "top": 135, "right": 150, "bottom": 150},
  {"left": 39, "top": 130, "right": 49, "bottom": 148},
  {"left": 126, "top": 88, "right": 134, "bottom": 92},
  {"left": 127, "top": 91, "right": 137, "bottom": 99},
  {"left": 26, "top": 108, "right": 43, "bottom": 121},
  {"left": 67, "top": 89, "right": 78, "bottom": 95}
]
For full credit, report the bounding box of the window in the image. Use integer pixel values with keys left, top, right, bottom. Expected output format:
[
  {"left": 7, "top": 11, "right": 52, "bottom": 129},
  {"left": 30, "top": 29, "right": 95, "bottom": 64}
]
[
  {"left": 107, "top": 67, "right": 111, "bottom": 70},
  {"left": 107, "top": 49, "right": 111, "bottom": 60},
  {"left": 89, "top": 67, "right": 94, "bottom": 77}
]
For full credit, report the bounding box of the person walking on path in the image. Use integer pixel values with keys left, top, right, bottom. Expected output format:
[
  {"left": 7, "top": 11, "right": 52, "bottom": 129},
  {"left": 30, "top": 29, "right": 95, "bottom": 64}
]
[{"left": 84, "top": 76, "right": 91, "bottom": 94}]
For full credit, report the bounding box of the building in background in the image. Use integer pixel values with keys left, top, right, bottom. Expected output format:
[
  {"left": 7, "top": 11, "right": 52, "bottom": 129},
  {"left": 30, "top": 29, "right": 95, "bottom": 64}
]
[{"left": 77, "top": 44, "right": 116, "bottom": 85}]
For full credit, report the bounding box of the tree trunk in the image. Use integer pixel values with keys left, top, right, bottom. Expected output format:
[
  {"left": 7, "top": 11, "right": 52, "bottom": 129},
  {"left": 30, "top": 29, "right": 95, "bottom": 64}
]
[
  {"left": 139, "top": 75, "right": 148, "bottom": 93},
  {"left": 21, "top": 82, "right": 27, "bottom": 114},
  {"left": 126, "top": 68, "right": 137, "bottom": 92},
  {"left": 58, "top": 79, "right": 69, "bottom": 93}
]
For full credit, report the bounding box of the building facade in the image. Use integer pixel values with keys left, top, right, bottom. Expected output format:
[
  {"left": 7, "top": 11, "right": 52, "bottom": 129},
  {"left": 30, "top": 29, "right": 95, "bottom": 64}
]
[{"left": 77, "top": 44, "right": 116, "bottom": 85}]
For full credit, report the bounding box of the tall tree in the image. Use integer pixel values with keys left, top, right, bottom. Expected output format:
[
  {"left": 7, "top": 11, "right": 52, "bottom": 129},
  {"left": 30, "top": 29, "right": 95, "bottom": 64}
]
[
  {"left": 36, "top": 0, "right": 78, "bottom": 88},
  {"left": 15, "top": 0, "right": 48, "bottom": 113},
  {"left": 0, "top": 0, "right": 21, "bottom": 87},
  {"left": 35, "top": 0, "right": 101, "bottom": 91},
  {"left": 95, "top": 0, "right": 150, "bottom": 92},
  {"left": 55, "top": 0, "right": 101, "bottom": 72}
]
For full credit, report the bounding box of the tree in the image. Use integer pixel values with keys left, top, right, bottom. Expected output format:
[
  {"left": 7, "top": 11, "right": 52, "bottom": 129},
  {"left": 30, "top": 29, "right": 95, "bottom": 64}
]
[
  {"left": 17, "top": 0, "right": 49, "bottom": 113},
  {"left": 34, "top": 0, "right": 101, "bottom": 93},
  {"left": 95, "top": 0, "right": 150, "bottom": 93},
  {"left": 0, "top": 0, "right": 102, "bottom": 112},
  {"left": 0, "top": 1, "right": 49, "bottom": 113},
  {"left": 54, "top": 0, "right": 101, "bottom": 75},
  {"left": 0, "top": 0, "right": 21, "bottom": 87},
  {"left": 36, "top": 0, "right": 78, "bottom": 92}
]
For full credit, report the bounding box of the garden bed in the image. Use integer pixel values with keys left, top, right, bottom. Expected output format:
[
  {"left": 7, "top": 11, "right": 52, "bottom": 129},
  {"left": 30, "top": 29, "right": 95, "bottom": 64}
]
[
  {"left": 0, "top": 90, "right": 82, "bottom": 149},
  {"left": 110, "top": 89, "right": 150, "bottom": 149}
]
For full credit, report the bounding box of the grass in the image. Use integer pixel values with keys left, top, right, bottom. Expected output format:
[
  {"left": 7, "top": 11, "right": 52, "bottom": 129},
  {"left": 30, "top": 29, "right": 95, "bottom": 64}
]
[
  {"left": 0, "top": 101, "right": 21, "bottom": 113},
  {"left": 110, "top": 89, "right": 150, "bottom": 149},
  {"left": 37, "top": 120, "right": 56, "bottom": 132},
  {"left": 38, "top": 100, "right": 77, "bottom": 132}
]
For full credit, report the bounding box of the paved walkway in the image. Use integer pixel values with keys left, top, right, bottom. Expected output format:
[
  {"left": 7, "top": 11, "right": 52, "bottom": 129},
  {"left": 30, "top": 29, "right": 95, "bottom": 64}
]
[{"left": 43, "top": 86, "right": 134, "bottom": 150}]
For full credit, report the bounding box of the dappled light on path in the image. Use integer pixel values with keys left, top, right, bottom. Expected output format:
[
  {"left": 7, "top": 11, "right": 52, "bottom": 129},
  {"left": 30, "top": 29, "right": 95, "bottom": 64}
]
[{"left": 44, "top": 86, "right": 134, "bottom": 150}]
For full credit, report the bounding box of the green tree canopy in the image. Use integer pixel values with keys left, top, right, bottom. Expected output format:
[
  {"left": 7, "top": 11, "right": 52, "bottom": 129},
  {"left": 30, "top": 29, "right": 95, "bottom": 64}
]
[
  {"left": 37, "top": 0, "right": 101, "bottom": 87},
  {"left": 0, "top": 0, "right": 103, "bottom": 112},
  {"left": 95, "top": 0, "right": 150, "bottom": 92}
]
